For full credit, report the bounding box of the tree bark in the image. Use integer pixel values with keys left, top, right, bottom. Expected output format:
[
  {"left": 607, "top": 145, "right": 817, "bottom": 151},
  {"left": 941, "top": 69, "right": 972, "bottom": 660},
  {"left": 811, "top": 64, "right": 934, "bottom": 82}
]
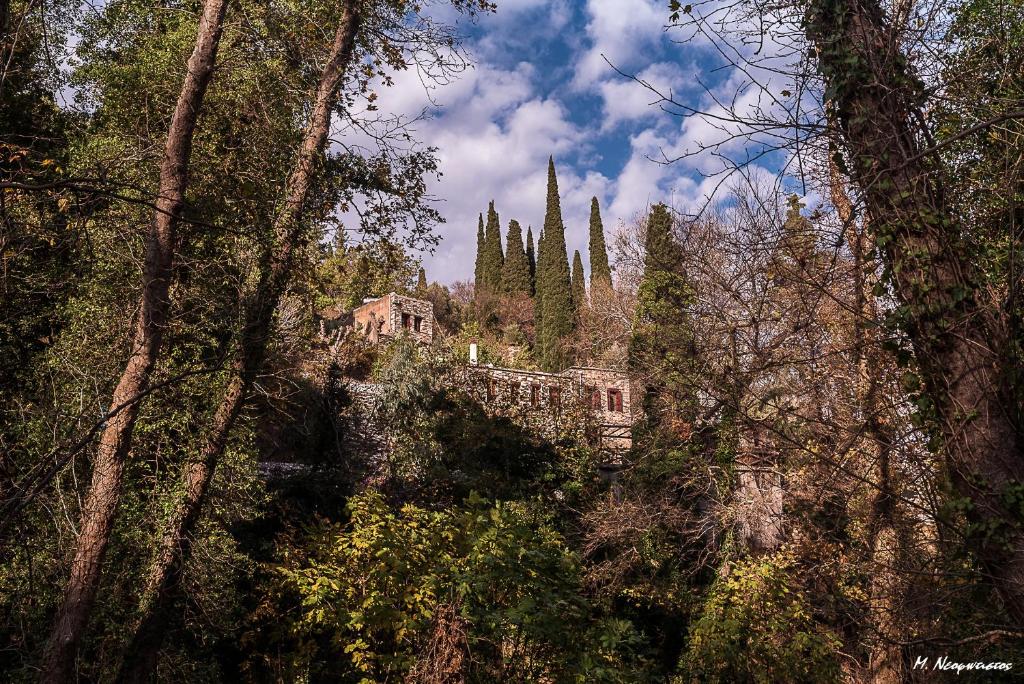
[
  {"left": 115, "top": 6, "right": 361, "bottom": 681},
  {"left": 806, "top": 0, "right": 1024, "bottom": 624},
  {"left": 831, "top": 161, "right": 905, "bottom": 682},
  {"left": 38, "top": 0, "right": 229, "bottom": 680}
]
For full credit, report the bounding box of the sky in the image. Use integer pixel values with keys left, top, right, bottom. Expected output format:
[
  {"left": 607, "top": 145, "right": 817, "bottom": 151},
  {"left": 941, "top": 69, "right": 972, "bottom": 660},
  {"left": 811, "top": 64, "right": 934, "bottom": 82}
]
[{"left": 360, "top": 0, "right": 794, "bottom": 285}]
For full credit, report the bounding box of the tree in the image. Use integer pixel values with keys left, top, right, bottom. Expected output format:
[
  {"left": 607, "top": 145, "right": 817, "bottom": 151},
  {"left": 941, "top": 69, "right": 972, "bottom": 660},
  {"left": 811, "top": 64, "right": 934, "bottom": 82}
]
[
  {"left": 538, "top": 158, "right": 572, "bottom": 371},
  {"left": 501, "top": 219, "right": 531, "bottom": 296},
  {"left": 473, "top": 212, "right": 485, "bottom": 291},
  {"left": 804, "top": 0, "right": 1024, "bottom": 622},
  {"left": 629, "top": 204, "right": 694, "bottom": 434},
  {"left": 571, "top": 249, "right": 586, "bottom": 319},
  {"left": 534, "top": 226, "right": 545, "bottom": 353},
  {"left": 39, "top": 0, "right": 232, "bottom": 677},
  {"left": 526, "top": 226, "right": 536, "bottom": 294},
  {"left": 482, "top": 200, "right": 504, "bottom": 291},
  {"left": 417, "top": 266, "right": 427, "bottom": 294},
  {"left": 113, "top": 5, "right": 366, "bottom": 679},
  {"left": 588, "top": 197, "right": 612, "bottom": 291}
]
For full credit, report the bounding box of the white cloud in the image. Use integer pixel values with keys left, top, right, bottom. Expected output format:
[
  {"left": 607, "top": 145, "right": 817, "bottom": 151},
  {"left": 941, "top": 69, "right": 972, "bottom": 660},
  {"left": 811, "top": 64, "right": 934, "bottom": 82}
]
[
  {"left": 572, "top": 0, "right": 667, "bottom": 90},
  {"left": 332, "top": 0, "right": 799, "bottom": 285}
]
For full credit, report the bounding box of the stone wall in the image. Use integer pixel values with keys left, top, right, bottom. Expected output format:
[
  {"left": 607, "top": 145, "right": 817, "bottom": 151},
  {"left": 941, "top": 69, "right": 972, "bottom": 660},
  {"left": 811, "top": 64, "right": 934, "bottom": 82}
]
[
  {"left": 352, "top": 292, "right": 434, "bottom": 345},
  {"left": 468, "top": 364, "right": 637, "bottom": 451}
]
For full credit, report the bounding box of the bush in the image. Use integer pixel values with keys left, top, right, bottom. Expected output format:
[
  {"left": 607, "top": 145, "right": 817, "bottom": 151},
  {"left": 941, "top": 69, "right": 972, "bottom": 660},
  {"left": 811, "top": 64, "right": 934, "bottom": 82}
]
[{"left": 679, "top": 549, "right": 842, "bottom": 684}]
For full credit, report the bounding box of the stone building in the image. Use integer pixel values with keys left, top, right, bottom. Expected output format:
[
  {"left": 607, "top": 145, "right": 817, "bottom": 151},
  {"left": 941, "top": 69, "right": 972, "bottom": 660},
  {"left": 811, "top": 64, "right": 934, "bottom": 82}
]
[
  {"left": 467, "top": 361, "right": 637, "bottom": 451},
  {"left": 563, "top": 366, "right": 635, "bottom": 450},
  {"left": 352, "top": 292, "right": 434, "bottom": 345}
]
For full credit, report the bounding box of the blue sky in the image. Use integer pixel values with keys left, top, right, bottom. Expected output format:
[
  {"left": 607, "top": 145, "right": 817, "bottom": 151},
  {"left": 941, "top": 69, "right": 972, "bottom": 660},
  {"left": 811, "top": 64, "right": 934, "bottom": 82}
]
[{"left": 365, "top": 0, "right": 792, "bottom": 284}]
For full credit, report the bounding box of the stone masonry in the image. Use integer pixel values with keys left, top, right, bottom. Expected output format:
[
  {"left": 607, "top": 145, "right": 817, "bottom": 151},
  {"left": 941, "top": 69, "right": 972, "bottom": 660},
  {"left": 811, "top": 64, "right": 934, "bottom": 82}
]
[
  {"left": 352, "top": 292, "right": 434, "bottom": 345},
  {"left": 467, "top": 363, "right": 637, "bottom": 451}
]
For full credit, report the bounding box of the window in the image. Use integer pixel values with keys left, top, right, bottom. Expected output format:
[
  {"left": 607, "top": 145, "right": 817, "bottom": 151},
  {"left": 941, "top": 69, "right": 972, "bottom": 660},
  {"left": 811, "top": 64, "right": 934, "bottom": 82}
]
[
  {"left": 486, "top": 379, "right": 496, "bottom": 402},
  {"left": 586, "top": 386, "right": 602, "bottom": 410},
  {"left": 414, "top": 316, "right": 423, "bottom": 332},
  {"left": 401, "top": 313, "right": 412, "bottom": 329},
  {"left": 530, "top": 384, "right": 541, "bottom": 407},
  {"left": 549, "top": 386, "right": 561, "bottom": 408},
  {"left": 509, "top": 382, "right": 520, "bottom": 403},
  {"left": 607, "top": 388, "right": 623, "bottom": 412}
]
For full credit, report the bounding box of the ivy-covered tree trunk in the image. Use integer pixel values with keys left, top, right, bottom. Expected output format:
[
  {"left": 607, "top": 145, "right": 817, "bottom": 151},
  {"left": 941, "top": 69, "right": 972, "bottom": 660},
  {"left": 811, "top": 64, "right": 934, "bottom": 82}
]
[
  {"left": 830, "top": 159, "right": 904, "bottom": 681},
  {"left": 115, "top": 6, "right": 362, "bottom": 681},
  {"left": 806, "top": 0, "right": 1024, "bottom": 623},
  {"left": 38, "top": 0, "right": 230, "bottom": 679}
]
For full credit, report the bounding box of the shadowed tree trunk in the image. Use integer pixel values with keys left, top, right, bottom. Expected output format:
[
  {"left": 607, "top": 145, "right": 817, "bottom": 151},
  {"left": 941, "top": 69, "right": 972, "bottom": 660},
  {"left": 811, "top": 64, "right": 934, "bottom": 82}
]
[
  {"left": 39, "top": 0, "right": 229, "bottom": 679},
  {"left": 806, "top": 0, "right": 1024, "bottom": 624},
  {"left": 830, "top": 160, "right": 904, "bottom": 682},
  {"left": 114, "top": 5, "right": 361, "bottom": 681}
]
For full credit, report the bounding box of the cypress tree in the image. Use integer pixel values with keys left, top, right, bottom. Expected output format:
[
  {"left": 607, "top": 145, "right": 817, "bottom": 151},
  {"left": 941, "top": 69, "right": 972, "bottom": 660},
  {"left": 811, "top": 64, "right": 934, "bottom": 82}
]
[
  {"left": 482, "top": 200, "right": 505, "bottom": 290},
  {"left": 539, "top": 157, "right": 572, "bottom": 371},
  {"left": 534, "top": 226, "right": 545, "bottom": 357},
  {"left": 501, "top": 219, "right": 531, "bottom": 295},
  {"left": 473, "top": 213, "right": 485, "bottom": 293},
  {"left": 416, "top": 267, "right": 427, "bottom": 293},
  {"left": 571, "top": 249, "right": 586, "bottom": 318},
  {"left": 629, "top": 203, "right": 695, "bottom": 432},
  {"left": 588, "top": 197, "right": 612, "bottom": 291},
  {"left": 525, "top": 226, "right": 536, "bottom": 294}
]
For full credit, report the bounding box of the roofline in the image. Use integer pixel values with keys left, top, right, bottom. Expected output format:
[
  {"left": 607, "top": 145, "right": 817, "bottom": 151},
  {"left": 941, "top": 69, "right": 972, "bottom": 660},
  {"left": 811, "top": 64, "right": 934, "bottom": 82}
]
[
  {"left": 564, "top": 365, "right": 629, "bottom": 374},
  {"left": 469, "top": 365, "right": 564, "bottom": 380}
]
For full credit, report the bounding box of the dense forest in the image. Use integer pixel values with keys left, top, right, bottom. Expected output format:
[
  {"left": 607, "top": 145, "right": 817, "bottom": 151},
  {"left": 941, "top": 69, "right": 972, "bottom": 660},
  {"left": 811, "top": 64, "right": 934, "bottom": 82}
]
[{"left": 2, "top": 0, "right": 1024, "bottom": 681}]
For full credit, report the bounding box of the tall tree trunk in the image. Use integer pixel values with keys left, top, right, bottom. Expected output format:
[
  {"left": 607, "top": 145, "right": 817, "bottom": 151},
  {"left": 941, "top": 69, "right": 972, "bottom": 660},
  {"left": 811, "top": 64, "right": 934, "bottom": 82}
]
[
  {"left": 807, "top": 0, "right": 1024, "bottom": 624},
  {"left": 830, "top": 161, "right": 904, "bottom": 682},
  {"left": 39, "top": 0, "right": 228, "bottom": 679},
  {"left": 115, "top": 6, "right": 361, "bottom": 681}
]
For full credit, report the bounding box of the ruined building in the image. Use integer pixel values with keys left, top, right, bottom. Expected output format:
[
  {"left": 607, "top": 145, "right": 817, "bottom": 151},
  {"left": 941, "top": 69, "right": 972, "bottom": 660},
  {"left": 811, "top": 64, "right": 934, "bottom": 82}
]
[
  {"left": 346, "top": 292, "right": 637, "bottom": 451},
  {"left": 352, "top": 292, "right": 434, "bottom": 345},
  {"left": 466, "top": 344, "right": 636, "bottom": 451}
]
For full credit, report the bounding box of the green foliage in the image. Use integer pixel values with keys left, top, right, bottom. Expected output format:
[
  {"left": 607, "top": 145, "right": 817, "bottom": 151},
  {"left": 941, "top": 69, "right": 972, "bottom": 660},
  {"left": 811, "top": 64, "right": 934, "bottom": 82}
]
[
  {"left": 481, "top": 200, "right": 505, "bottom": 292},
  {"left": 629, "top": 204, "right": 697, "bottom": 435},
  {"left": 588, "top": 197, "right": 612, "bottom": 290},
  {"left": 502, "top": 219, "right": 533, "bottom": 295},
  {"left": 316, "top": 237, "right": 419, "bottom": 311},
  {"left": 526, "top": 225, "right": 537, "bottom": 293},
  {"left": 369, "top": 337, "right": 562, "bottom": 500},
  {"left": 537, "top": 158, "right": 573, "bottom": 371},
  {"left": 279, "top": 490, "right": 644, "bottom": 682},
  {"left": 474, "top": 212, "right": 486, "bottom": 291},
  {"left": 571, "top": 249, "right": 587, "bottom": 318},
  {"left": 680, "top": 550, "right": 842, "bottom": 683}
]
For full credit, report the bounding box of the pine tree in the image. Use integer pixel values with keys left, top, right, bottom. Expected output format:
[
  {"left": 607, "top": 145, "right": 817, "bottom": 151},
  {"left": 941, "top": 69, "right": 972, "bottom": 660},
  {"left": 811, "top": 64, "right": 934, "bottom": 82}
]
[
  {"left": 588, "top": 197, "right": 612, "bottom": 291},
  {"left": 416, "top": 267, "right": 427, "bottom": 293},
  {"left": 501, "top": 219, "right": 532, "bottom": 295},
  {"left": 473, "top": 213, "right": 485, "bottom": 294},
  {"left": 539, "top": 157, "right": 572, "bottom": 371},
  {"left": 629, "top": 203, "right": 695, "bottom": 433},
  {"left": 525, "top": 226, "right": 536, "bottom": 294},
  {"left": 571, "top": 249, "right": 586, "bottom": 318},
  {"left": 482, "top": 200, "right": 505, "bottom": 290}
]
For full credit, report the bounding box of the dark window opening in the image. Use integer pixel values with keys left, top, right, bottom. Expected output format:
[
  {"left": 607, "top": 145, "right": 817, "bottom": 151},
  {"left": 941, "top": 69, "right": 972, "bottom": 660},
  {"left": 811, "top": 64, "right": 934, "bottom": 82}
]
[
  {"left": 530, "top": 384, "right": 541, "bottom": 407},
  {"left": 414, "top": 316, "right": 423, "bottom": 332},
  {"left": 486, "top": 379, "right": 496, "bottom": 402},
  {"left": 549, "top": 386, "right": 561, "bottom": 408},
  {"left": 509, "top": 382, "right": 520, "bottom": 403},
  {"left": 607, "top": 388, "right": 623, "bottom": 412},
  {"left": 401, "top": 313, "right": 412, "bottom": 329},
  {"left": 586, "top": 386, "right": 602, "bottom": 410}
]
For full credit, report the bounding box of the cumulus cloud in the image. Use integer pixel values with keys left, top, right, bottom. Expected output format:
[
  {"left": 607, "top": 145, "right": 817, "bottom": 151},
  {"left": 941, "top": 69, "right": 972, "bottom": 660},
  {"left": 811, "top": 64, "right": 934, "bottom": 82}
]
[
  {"left": 335, "top": 0, "right": 795, "bottom": 284},
  {"left": 572, "top": 0, "right": 667, "bottom": 90}
]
